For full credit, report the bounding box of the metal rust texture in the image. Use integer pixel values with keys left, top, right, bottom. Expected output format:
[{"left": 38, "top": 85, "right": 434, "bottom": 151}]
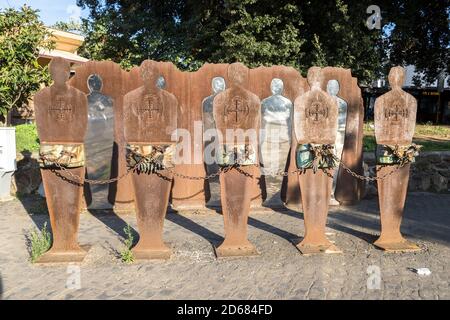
[
  {"left": 123, "top": 60, "right": 178, "bottom": 260},
  {"left": 321, "top": 68, "right": 364, "bottom": 205},
  {"left": 283, "top": 67, "right": 364, "bottom": 208},
  {"left": 213, "top": 63, "right": 260, "bottom": 257},
  {"left": 69, "top": 61, "right": 138, "bottom": 211},
  {"left": 293, "top": 67, "right": 341, "bottom": 255},
  {"left": 165, "top": 62, "right": 228, "bottom": 210},
  {"left": 373, "top": 66, "right": 420, "bottom": 252},
  {"left": 34, "top": 57, "right": 89, "bottom": 263},
  {"left": 127, "top": 62, "right": 229, "bottom": 209},
  {"left": 127, "top": 61, "right": 270, "bottom": 210}
]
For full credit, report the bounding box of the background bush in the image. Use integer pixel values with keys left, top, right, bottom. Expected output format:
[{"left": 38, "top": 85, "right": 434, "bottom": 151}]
[{"left": 15, "top": 123, "right": 39, "bottom": 154}]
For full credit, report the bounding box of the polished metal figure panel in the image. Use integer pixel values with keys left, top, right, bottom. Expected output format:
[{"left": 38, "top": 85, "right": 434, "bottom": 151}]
[
  {"left": 85, "top": 74, "right": 115, "bottom": 209},
  {"left": 260, "top": 78, "right": 293, "bottom": 176},
  {"left": 156, "top": 75, "right": 166, "bottom": 89},
  {"left": 202, "top": 77, "right": 226, "bottom": 174},
  {"left": 202, "top": 77, "right": 226, "bottom": 206},
  {"left": 327, "top": 80, "right": 347, "bottom": 205}
]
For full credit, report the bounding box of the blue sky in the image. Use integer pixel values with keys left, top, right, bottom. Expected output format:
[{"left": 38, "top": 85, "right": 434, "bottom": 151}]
[{"left": 0, "top": 0, "right": 88, "bottom": 26}]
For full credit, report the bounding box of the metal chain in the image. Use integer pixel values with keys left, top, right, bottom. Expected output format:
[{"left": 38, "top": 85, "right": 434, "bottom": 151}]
[
  {"left": 40, "top": 154, "right": 141, "bottom": 185},
  {"left": 332, "top": 154, "right": 407, "bottom": 182},
  {"left": 40, "top": 150, "right": 411, "bottom": 184}
]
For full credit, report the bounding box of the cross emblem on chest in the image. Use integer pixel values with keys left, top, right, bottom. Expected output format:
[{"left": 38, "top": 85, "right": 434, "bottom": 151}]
[
  {"left": 49, "top": 97, "right": 72, "bottom": 121},
  {"left": 386, "top": 103, "right": 408, "bottom": 121},
  {"left": 226, "top": 96, "right": 249, "bottom": 124},
  {"left": 306, "top": 101, "right": 328, "bottom": 121},
  {"left": 139, "top": 94, "right": 160, "bottom": 120}
]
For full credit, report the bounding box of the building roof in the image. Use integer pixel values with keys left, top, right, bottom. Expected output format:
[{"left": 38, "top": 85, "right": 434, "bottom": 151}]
[
  {"left": 38, "top": 48, "right": 88, "bottom": 64},
  {"left": 38, "top": 27, "right": 88, "bottom": 65}
]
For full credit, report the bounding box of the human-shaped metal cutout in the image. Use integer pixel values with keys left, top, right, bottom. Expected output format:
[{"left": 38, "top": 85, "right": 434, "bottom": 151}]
[
  {"left": 373, "top": 66, "right": 419, "bottom": 252},
  {"left": 326, "top": 79, "right": 347, "bottom": 205},
  {"left": 123, "top": 60, "right": 178, "bottom": 259},
  {"left": 84, "top": 74, "right": 114, "bottom": 209},
  {"left": 34, "top": 57, "right": 89, "bottom": 263},
  {"left": 293, "top": 67, "right": 340, "bottom": 255},
  {"left": 213, "top": 62, "right": 260, "bottom": 257}
]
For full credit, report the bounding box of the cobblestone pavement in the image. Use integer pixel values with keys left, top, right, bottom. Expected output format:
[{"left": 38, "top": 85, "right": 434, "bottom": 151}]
[{"left": 0, "top": 192, "right": 449, "bottom": 300}]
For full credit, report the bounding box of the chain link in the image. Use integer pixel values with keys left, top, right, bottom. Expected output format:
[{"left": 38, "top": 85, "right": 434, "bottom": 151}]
[
  {"left": 333, "top": 154, "right": 407, "bottom": 182},
  {"left": 40, "top": 154, "right": 141, "bottom": 185},
  {"left": 40, "top": 149, "right": 412, "bottom": 184}
]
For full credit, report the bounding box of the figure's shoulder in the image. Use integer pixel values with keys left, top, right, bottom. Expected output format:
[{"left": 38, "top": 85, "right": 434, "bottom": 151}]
[
  {"left": 293, "top": 88, "right": 315, "bottom": 105},
  {"left": 68, "top": 86, "right": 87, "bottom": 101},
  {"left": 124, "top": 86, "right": 144, "bottom": 100},
  {"left": 34, "top": 87, "right": 50, "bottom": 100},
  {"left": 160, "top": 88, "right": 178, "bottom": 105},
  {"left": 402, "top": 90, "right": 416, "bottom": 103},
  {"left": 212, "top": 89, "right": 228, "bottom": 105},
  {"left": 248, "top": 91, "right": 261, "bottom": 105},
  {"left": 241, "top": 87, "right": 260, "bottom": 103}
]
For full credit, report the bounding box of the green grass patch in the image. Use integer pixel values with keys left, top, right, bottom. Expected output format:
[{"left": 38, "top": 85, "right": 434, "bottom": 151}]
[
  {"left": 15, "top": 123, "right": 40, "bottom": 154},
  {"left": 121, "top": 224, "right": 134, "bottom": 264},
  {"left": 28, "top": 222, "right": 52, "bottom": 263},
  {"left": 364, "top": 135, "right": 450, "bottom": 152},
  {"left": 363, "top": 121, "right": 450, "bottom": 152},
  {"left": 415, "top": 122, "right": 450, "bottom": 138}
]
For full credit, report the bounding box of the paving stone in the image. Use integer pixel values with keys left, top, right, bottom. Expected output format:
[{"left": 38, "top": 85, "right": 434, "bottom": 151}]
[{"left": 0, "top": 193, "right": 449, "bottom": 299}]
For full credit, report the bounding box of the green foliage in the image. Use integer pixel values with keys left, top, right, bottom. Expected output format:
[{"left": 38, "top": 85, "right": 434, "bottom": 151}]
[
  {"left": 29, "top": 222, "right": 52, "bottom": 263},
  {"left": 15, "top": 123, "right": 40, "bottom": 153},
  {"left": 0, "top": 6, "right": 54, "bottom": 119},
  {"left": 311, "top": 34, "right": 327, "bottom": 67},
  {"left": 51, "top": 20, "right": 84, "bottom": 35},
  {"left": 77, "top": 0, "right": 188, "bottom": 68},
  {"left": 380, "top": 0, "right": 450, "bottom": 83},
  {"left": 363, "top": 135, "right": 377, "bottom": 152},
  {"left": 77, "top": 0, "right": 449, "bottom": 82},
  {"left": 121, "top": 224, "right": 134, "bottom": 264}
]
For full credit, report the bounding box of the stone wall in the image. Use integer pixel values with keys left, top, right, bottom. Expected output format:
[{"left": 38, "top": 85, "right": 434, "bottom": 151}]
[
  {"left": 12, "top": 151, "right": 41, "bottom": 196},
  {"left": 363, "top": 151, "right": 450, "bottom": 196}
]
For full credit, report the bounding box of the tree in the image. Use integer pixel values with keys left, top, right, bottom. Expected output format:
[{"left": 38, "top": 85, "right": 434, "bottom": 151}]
[
  {"left": 380, "top": 0, "right": 450, "bottom": 84},
  {"left": 52, "top": 20, "right": 84, "bottom": 35},
  {"left": 77, "top": 0, "right": 449, "bottom": 83},
  {"left": 0, "top": 5, "right": 53, "bottom": 123},
  {"left": 77, "top": 0, "right": 189, "bottom": 69}
]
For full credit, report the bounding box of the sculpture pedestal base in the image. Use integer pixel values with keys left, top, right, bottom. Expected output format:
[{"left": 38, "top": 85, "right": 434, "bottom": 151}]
[
  {"left": 214, "top": 241, "right": 259, "bottom": 258},
  {"left": 338, "top": 200, "right": 357, "bottom": 206},
  {"left": 374, "top": 238, "right": 420, "bottom": 253},
  {"left": 329, "top": 198, "right": 340, "bottom": 206},
  {"left": 35, "top": 245, "right": 90, "bottom": 263},
  {"left": 132, "top": 246, "right": 172, "bottom": 260},
  {"left": 112, "top": 201, "right": 134, "bottom": 213},
  {"left": 295, "top": 241, "right": 342, "bottom": 256}
]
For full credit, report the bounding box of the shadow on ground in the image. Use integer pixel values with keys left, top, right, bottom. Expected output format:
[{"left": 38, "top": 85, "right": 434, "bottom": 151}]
[{"left": 16, "top": 190, "right": 450, "bottom": 249}]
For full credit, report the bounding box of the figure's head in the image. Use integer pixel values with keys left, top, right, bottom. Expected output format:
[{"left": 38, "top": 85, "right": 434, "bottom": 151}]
[
  {"left": 87, "top": 74, "right": 103, "bottom": 92},
  {"left": 388, "top": 66, "right": 405, "bottom": 89},
  {"left": 156, "top": 75, "right": 166, "bottom": 89},
  {"left": 49, "top": 57, "right": 70, "bottom": 86},
  {"left": 270, "top": 78, "right": 284, "bottom": 95},
  {"left": 212, "top": 77, "right": 226, "bottom": 94},
  {"left": 228, "top": 62, "right": 248, "bottom": 87},
  {"left": 140, "top": 60, "right": 159, "bottom": 90},
  {"left": 326, "top": 79, "right": 340, "bottom": 96},
  {"left": 307, "top": 66, "right": 323, "bottom": 89}
]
